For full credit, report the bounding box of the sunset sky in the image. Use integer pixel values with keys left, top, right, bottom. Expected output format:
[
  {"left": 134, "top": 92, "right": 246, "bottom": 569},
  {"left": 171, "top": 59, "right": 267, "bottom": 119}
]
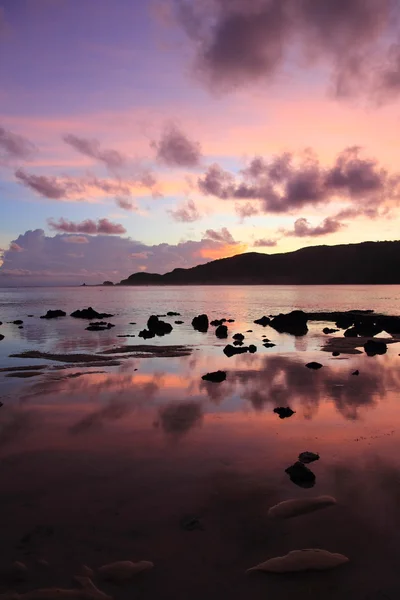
[{"left": 1, "top": 0, "right": 400, "bottom": 285}]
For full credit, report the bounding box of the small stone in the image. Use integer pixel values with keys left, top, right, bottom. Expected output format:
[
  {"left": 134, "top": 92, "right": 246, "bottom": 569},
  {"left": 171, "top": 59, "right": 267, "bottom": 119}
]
[
  {"left": 298, "top": 451, "right": 320, "bottom": 464},
  {"left": 201, "top": 371, "right": 226, "bottom": 383},
  {"left": 305, "top": 362, "right": 323, "bottom": 370},
  {"left": 352, "top": 369, "right": 359, "bottom": 375}
]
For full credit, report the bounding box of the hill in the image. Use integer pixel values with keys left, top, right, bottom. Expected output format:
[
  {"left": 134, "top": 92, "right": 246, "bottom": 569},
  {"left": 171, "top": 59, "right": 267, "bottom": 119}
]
[{"left": 118, "top": 241, "right": 400, "bottom": 285}]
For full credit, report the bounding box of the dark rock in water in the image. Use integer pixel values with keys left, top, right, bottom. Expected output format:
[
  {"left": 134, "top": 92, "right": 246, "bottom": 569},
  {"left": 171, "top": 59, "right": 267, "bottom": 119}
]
[
  {"left": 0, "top": 322, "right": 2, "bottom": 326},
  {"left": 263, "top": 342, "right": 276, "bottom": 348},
  {"left": 298, "top": 451, "right": 320, "bottom": 464},
  {"left": 0, "top": 334, "right": 4, "bottom": 341},
  {"left": 129, "top": 322, "right": 136, "bottom": 325},
  {"left": 27, "top": 315, "right": 33, "bottom": 317},
  {"left": 248, "top": 345, "right": 257, "bottom": 353},
  {"left": 223, "top": 344, "right": 248, "bottom": 357},
  {"left": 210, "top": 319, "right": 223, "bottom": 326},
  {"left": 332, "top": 351, "right": 340, "bottom": 357},
  {"left": 274, "top": 407, "right": 295, "bottom": 419},
  {"left": 354, "top": 321, "right": 383, "bottom": 337},
  {"left": 285, "top": 462, "right": 316, "bottom": 488},
  {"left": 364, "top": 340, "right": 387, "bottom": 356},
  {"left": 215, "top": 324, "right": 228, "bottom": 339},
  {"left": 305, "top": 362, "right": 323, "bottom": 370},
  {"left": 344, "top": 327, "right": 358, "bottom": 337},
  {"left": 336, "top": 315, "right": 354, "bottom": 329},
  {"left": 192, "top": 314, "right": 209, "bottom": 332},
  {"left": 147, "top": 315, "right": 173, "bottom": 336},
  {"left": 175, "top": 320, "right": 184, "bottom": 324},
  {"left": 138, "top": 329, "right": 156, "bottom": 339},
  {"left": 270, "top": 311, "right": 308, "bottom": 336},
  {"left": 12, "top": 320, "right": 23, "bottom": 325},
  {"left": 233, "top": 333, "right": 245, "bottom": 341},
  {"left": 18, "top": 326, "right": 23, "bottom": 329},
  {"left": 227, "top": 319, "right": 235, "bottom": 323},
  {"left": 86, "top": 321, "right": 115, "bottom": 331},
  {"left": 352, "top": 370, "right": 360, "bottom": 375},
  {"left": 157, "top": 314, "right": 166, "bottom": 317},
  {"left": 40, "top": 310, "right": 67, "bottom": 319},
  {"left": 167, "top": 311, "right": 180, "bottom": 316},
  {"left": 202, "top": 370, "right": 226, "bottom": 383},
  {"left": 233, "top": 340, "right": 244, "bottom": 346},
  {"left": 254, "top": 316, "right": 270, "bottom": 327},
  {"left": 380, "top": 316, "right": 400, "bottom": 334},
  {"left": 246, "top": 330, "right": 253, "bottom": 332},
  {"left": 323, "top": 327, "right": 339, "bottom": 334},
  {"left": 71, "top": 307, "right": 113, "bottom": 319}
]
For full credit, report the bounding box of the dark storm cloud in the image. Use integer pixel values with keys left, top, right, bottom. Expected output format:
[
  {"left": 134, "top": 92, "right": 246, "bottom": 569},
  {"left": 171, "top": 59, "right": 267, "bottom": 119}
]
[
  {"left": 47, "top": 217, "right": 127, "bottom": 235},
  {"left": 198, "top": 147, "right": 399, "bottom": 215},
  {"left": 168, "top": 199, "right": 201, "bottom": 222},
  {"left": 63, "top": 134, "right": 126, "bottom": 169},
  {"left": 174, "top": 0, "right": 400, "bottom": 101},
  {"left": 0, "top": 126, "right": 36, "bottom": 162},
  {"left": 285, "top": 217, "right": 344, "bottom": 237},
  {"left": 151, "top": 124, "right": 202, "bottom": 167}
]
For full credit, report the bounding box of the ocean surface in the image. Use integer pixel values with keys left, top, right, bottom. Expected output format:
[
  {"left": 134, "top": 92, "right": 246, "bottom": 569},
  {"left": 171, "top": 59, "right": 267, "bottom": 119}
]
[{"left": 0, "top": 285, "right": 400, "bottom": 600}]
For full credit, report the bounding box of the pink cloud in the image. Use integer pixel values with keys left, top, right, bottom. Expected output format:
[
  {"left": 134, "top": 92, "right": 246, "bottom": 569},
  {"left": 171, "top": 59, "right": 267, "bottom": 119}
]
[
  {"left": 9, "top": 242, "right": 24, "bottom": 252},
  {"left": 203, "top": 227, "right": 236, "bottom": 244},
  {"left": 47, "top": 218, "right": 126, "bottom": 235},
  {"left": 0, "top": 126, "right": 36, "bottom": 163},
  {"left": 151, "top": 124, "right": 202, "bottom": 167},
  {"left": 168, "top": 199, "right": 201, "bottom": 222},
  {"left": 63, "top": 133, "right": 126, "bottom": 170}
]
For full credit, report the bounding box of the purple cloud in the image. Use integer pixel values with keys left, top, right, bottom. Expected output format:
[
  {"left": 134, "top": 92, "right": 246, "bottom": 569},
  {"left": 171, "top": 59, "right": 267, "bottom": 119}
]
[
  {"left": 47, "top": 218, "right": 126, "bottom": 235},
  {"left": 9, "top": 242, "right": 23, "bottom": 252},
  {"left": 203, "top": 227, "right": 236, "bottom": 244},
  {"left": 286, "top": 217, "right": 344, "bottom": 237},
  {"left": 0, "top": 127, "right": 36, "bottom": 163},
  {"left": 151, "top": 124, "right": 202, "bottom": 167},
  {"left": 63, "top": 134, "right": 126, "bottom": 169},
  {"left": 62, "top": 236, "right": 89, "bottom": 244},
  {"left": 168, "top": 199, "right": 201, "bottom": 222},
  {"left": 235, "top": 201, "right": 259, "bottom": 220},
  {"left": 253, "top": 238, "right": 278, "bottom": 247}
]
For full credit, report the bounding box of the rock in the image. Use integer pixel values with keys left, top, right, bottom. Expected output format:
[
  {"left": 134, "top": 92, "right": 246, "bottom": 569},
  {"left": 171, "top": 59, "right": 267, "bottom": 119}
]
[
  {"left": 273, "top": 407, "right": 295, "bottom": 419},
  {"left": 285, "top": 462, "right": 316, "bottom": 488},
  {"left": 364, "top": 339, "right": 387, "bottom": 356},
  {"left": 352, "top": 369, "right": 359, "bottom": 375},
  {"left": 7, "top": 561, "right": 28, "bottom": 582},
  {"left": 71, "top": 307, "right": 113, "bottom": 319},
  {"left": 103, "top": 281, "right": 114, "bottom": 286},
  {"left": 227, "top": 319, "right": 235, "bottom": 323},
  {"left": 323, "top": 327, "right": 338, "bottom": 334},
  {"left": 263, "top": 342, "right": 276, "bottom": 348},
  {"left": 215, "top": 324, "right": 228, "bottom": 339},
  {"left": 254, "top": 316, "right": 270, "bottom": 327},
  {"left": 354, "top": 322, "right": 383, "bottom": 337},
  {"left": 233, "top": 340, "right": 244, "bottom": 346},
  {"left": 380, "top": 315, "right": 400, "bottom": 334},
  {"left": 18, "top": 326, "right": 23, "bottom": 329},
  {"left": 40, "top": 310, "right": 67, "bottom": 319},
  {"left": 305, "top": 362, "right": 323, "bottom": 369},
  {"left": 248, "top": 345, "right": 257, "bottom": 353},
  {"left": 298, "top": 451, "right": 320, "bottom": 464},
  {"left": 12, "top": 320, "right": 23, "bottom": 325},
  {"left": 336, "top": 315, "right": 354, "bottom": 329},
  {"left": 210, "top": 319, "right": 225, "bottom": 326},
  {"left": 129, "top": 322, "right": 136, "bottom": 325},
  {"left": 332, "top": 351, "right": 340, "bottom": 356},
  {"left": 344, "top": 327, "right": 358, "bottom": 337},
  {"left": 175, "top": 320, "right": 184, "bottom": 324},
  {"left": 147, "top": 315, "right": 173, "bottom": 336},
  {"left": 138, "top": 329, "right": 156, "bottom": 339},
  {"left": 167, "top": 311, "right": 180, "bottom": 316},
  {"left": 233, "top": 333, "right": 244, "bottom": 341},
  {"left": 246, "top": 330, "right": 253, "bottom": 332},
  {"left": 201, "top": 370, "right": 226, "bottom": 383},
  {"left": 247, "top": 549, "right": 348, "bottom": 573},
  {"left": 98, "top": 560, "right": 153, "bottom": 582},
  {"left": 192, "top": 314, "right": 209, "bottom": 332},
  {"left": 223, "top": 344, "right": 249, "bottom": 357},
  {"left": 268, "top": 496, "right": 337, "bottom": 519},
  {"left": 270, "top": 311, "right": 308, "bottom": 336},
  {"left": 86, "top": 322, "right": 115, "bottom": 331}
]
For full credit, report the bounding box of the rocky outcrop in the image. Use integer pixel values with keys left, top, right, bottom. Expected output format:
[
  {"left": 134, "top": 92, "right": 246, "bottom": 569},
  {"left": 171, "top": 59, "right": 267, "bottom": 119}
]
[
  {"left": 273, "top": 407, "right": 295, "bottom": 419},
  {"left": 201, "top": 370, "right": 226, "bottom": 383},
  {"left": 40, "top": 310, "right": 67, "bottom": 319},
  {"left": 364, "top": 339, "right": 387, "bottom": 356},
  {"left": 254, "top": 316, "right": 270, "bottom": 327},
  {"left": 138, "top": 329, "right": 156, "bottom": 339},
  {"left": 192, "top": 314, "right": 209, "bottom": 332},
  {"left": 215, "top": 324, "right": 228, "bottom": 338},
  {"left": 71, "top": 307, "right": 114, "bottom": 319},
  {"left": 270, "top": 311, "right": 308, "bottom": 336},
  {"left": 147, "top": 315, "right": 173, "bottom": 336}
]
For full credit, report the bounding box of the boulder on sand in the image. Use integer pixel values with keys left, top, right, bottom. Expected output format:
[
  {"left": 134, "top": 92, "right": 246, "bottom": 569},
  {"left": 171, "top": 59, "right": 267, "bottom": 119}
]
[
  {"left": 71, "top": 307, "right": 113, "bottom": 319},
  {"left": 201, "top": 370, "right": 226, "bottom": 383},
  {"left": 270, "top": 311, "right": 308, "bottom": 336},
  {"left": 147, "top": 315, "right": 173, "bottom": 336},
  {"left": 192, "top": 314, "right": 209, "bottom": 332},
  {"left": 40, "top": 310, "right": 67, "bottom": 319},
  {"left": 215, "top": 324, "right": 228, "bottom": 339}
]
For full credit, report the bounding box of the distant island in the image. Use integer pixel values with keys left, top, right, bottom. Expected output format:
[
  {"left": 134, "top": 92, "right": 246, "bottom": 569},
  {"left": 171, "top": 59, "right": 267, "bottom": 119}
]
[{"left": 117, "top": 241, "right": 400, "bottom": 285}]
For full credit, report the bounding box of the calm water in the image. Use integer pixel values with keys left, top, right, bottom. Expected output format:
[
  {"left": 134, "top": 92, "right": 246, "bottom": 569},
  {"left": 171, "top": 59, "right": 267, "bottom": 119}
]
[{"left": 0, "top": 285, "right": 400, "bottom": 600}]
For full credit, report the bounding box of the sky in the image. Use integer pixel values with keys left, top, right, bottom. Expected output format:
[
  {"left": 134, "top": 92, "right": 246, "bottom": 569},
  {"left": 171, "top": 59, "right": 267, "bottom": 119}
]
[{"left": 1, "top": 0, "right": 400, "bottom": 285}]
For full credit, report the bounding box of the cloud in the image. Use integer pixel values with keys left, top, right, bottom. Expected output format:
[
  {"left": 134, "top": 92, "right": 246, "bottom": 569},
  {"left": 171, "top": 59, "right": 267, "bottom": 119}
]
[
  {"left": 8, "top": 242, "right": 23, "bottom": 252},
  {"left": 0, "top": 126, "right": 36, "bottom": 163},
  {"left": 286, "top": 217, "right": 344, "bottom": 237},
  {"left": 151, "top": 124, "right": 202, "bottom": 167},
  {"left": 115, "top": 197, "right": 139, "bottom": 211},
  {"left": 62, "top": 235, "right": 89, "bottom": 244},
  {"left": 15, "top": 168, "right": 132, "bottom": 201},
  {"left": 175, "top": 0, "right": 399, "bottom": 101},
  {"left": 203, "top": 227, "right": 236, "bottom": 244},
  {"left": 235, "top": 201, "right": 259, "bottom": 220},
  {"left": 253, "top": 238, "right": 277, "bottom": 247},
  {"left": 168, "top": 199, "right": 201, "bottom": 222},
  {"left": 0, "top": 228, "right": 248, "bottom": 285},
  {"left": 63, "top": 134, "right": 126, "bottom": 170},
  {"left": 47, "top": 218, "right": 126, "bottom": 235},
  {"left": 198, "top": 147, "right": 400, "bottom": 216}
]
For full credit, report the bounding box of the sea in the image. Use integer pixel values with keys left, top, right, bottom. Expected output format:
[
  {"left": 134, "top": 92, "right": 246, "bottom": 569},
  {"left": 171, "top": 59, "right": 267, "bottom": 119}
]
[{"left": 0, "top": 284, "right": 400, "bottom": 600}]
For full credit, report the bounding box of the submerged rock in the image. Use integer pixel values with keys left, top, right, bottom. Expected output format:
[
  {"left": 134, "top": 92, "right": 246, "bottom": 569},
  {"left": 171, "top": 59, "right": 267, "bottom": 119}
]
[
  {"left": 268, "top": 496, "right": 336, "bottom": 519},
  {"left": 298, "top": 451, "right": 320, "bottom": 464},
  {"left": 98, "top": 560, "right": 153, "bottom": 582},
  {"left": 147, "top": 315, "right": 173, "bottom": 336},
  {"left": 138, "top": 329, "right": 156, "bottom": 339},
  {"left": 175, "top": 320, "right": 184, "bottom": 324},
  {"left": 364, "top": 339, "right": 387, "bottom": 356},
  {"left": 167, "top": 311, "right": 180, "bottom": 316},
  {"left": 12, "top": 320, "right": 23, "bottom": 325},
  {"left": 86, "top": 322, "right": 115, "bottom": 331},
  {"left": 202, "top": 370, "right": 226, "bottom": 383},
  {"left": 215, "top": 324, "right": 228, "bottom": 339},
  {"left": 71, "top": 307, "right": 113, "bottom": 319},
  {"left": 273, "top": 407, "right": 295, "bottom": 419},
  {"left": 305, "top": 362, "right": 323, "bottom": 369},
  {"left": 247, "top": 549, "right": 348, "bottom": 573},
  {"left": 192, "top": 314, "right": 209, "bottom": 332},
  {"left": 0, "top": 335, "right": 4, "bottom": 341},
  {"left": 254, "top": 316, "right": 270, "bottom": 327},
  {"left": 40, "top": 310, "right": 66, "bottom": 319},
  {"left": 285, "top": 462, "right": 316, "bottom": 488},
  {"left": 352, "top": 369, "right": 360, "bottom": 375},
  {"left": 270, "top": 311, "right": 308, "bottom": 336}
]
